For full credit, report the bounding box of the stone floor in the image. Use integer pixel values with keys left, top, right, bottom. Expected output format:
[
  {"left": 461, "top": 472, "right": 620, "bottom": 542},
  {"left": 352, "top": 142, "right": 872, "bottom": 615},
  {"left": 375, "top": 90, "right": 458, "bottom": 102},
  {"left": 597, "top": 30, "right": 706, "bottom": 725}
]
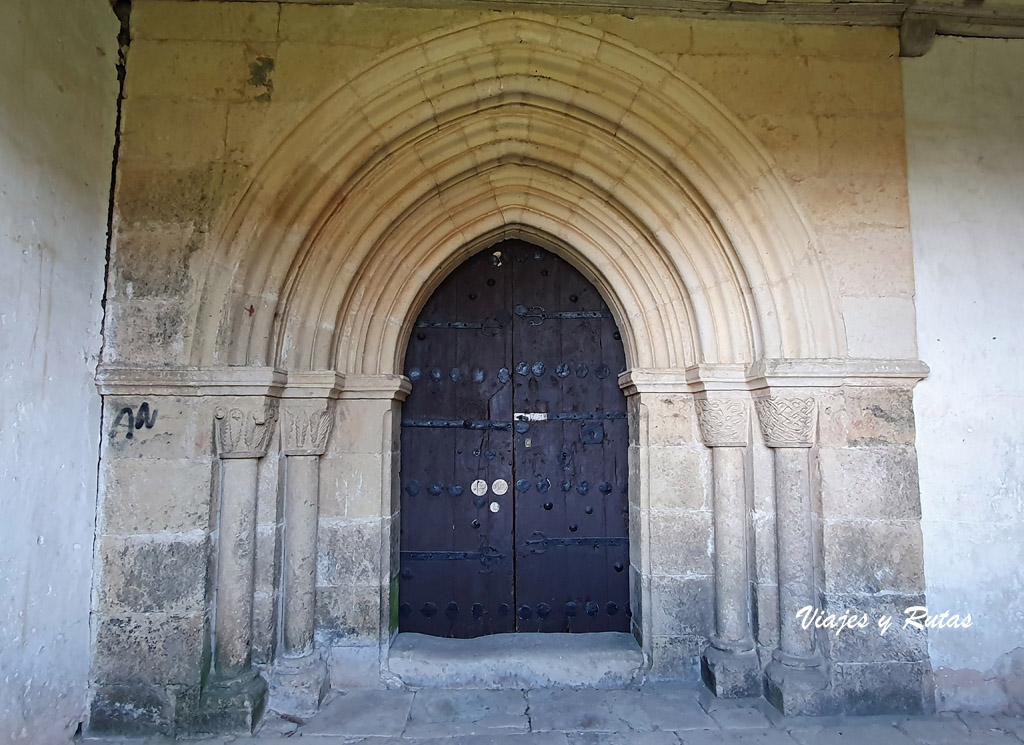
[{"left": 83, "top": 684, "right": 1024, "bottom": 744}]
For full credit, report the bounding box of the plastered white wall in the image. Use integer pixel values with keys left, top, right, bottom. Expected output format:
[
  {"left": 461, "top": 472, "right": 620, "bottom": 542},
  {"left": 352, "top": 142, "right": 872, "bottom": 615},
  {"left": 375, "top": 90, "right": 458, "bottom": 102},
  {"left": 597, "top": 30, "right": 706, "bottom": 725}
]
[
  {"left": 904, "top": 37, "right": 1024, "bottom": 713},
  {"left": 0, "top": 0, "right": 117, "bottom": 740}
]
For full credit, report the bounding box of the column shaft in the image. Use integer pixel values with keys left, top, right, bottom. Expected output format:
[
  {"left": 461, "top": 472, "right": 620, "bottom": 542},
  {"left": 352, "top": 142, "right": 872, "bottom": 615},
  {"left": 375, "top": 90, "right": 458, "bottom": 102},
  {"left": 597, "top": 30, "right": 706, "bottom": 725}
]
[
  {"left": 774, "top": 446, "right": 817, "bottom": 661},
  {"left": 711, "top": 446, "right": 752, "bottom": 648},
  {"left": 283, "top": 454, "right": 320, "bottom": 656},
  {"left": 216, "top": 457, "right": 259, "bottom": 677}
]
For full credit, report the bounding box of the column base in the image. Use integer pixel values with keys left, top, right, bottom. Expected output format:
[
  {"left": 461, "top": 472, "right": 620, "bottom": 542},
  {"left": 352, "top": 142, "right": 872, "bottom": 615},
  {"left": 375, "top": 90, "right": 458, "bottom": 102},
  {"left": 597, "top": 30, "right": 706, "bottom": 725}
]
[
  {"left": 269, "top": 651, "right": 330, "bottom": 719},
  {"left": 764, "top": 657, "right": 836, "bottom": 716},
  {"left": 701, "top": 644, "right": 762, "bottom": 698},
  {"left": 195, "top": 671, "right": 268, "bottom": 734}
]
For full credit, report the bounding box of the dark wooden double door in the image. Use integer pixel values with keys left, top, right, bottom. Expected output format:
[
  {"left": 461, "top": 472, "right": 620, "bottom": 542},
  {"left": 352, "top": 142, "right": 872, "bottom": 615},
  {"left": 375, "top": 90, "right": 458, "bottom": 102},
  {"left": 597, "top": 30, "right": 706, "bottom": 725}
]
[{"left": 398, "top": 240, "right": 629, "bottom": 637}]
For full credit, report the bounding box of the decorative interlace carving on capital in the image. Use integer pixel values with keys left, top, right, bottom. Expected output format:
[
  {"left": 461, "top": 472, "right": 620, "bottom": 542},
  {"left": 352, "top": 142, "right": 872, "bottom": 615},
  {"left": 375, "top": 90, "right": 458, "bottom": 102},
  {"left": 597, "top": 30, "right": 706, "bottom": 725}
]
[
  {"left": 281, "top": 401, "right": 334, "bottom": 456},
  {"left": 215, "top": 399, "right": 279, "bottom": 458},
  {"left": 695, "top": 398, "right": 749, "bottom": 447},
  {"left": 754, "top": 396, "right": 816, "bottom": 448}
]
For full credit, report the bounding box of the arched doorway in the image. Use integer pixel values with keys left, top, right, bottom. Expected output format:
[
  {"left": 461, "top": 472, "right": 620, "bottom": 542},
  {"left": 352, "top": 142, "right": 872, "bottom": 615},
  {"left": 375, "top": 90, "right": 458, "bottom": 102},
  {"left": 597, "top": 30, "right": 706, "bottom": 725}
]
[{"left": 398, "top": 240, "right": 630, "bottom": 637}]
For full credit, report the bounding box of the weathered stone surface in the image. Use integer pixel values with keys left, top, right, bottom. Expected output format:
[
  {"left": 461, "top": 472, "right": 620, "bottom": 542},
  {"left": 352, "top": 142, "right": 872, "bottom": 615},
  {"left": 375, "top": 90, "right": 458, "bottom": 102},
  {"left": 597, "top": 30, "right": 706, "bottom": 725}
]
[
  {"left": 841, "top": 297, "right": 919, "bottom": 360},
  {"left": 88, "top": 683, "right": 175, "bottom": 736},
  {"left": 753, "top": 585, "right": 780, "bottom": 651},
  {"left": 823, "top": 520, "right": 925, "bottom": 594},
  {"left": 820, "top": 226, "right": 916, "bottom": 299},
  {"left": 102, "top": 395, "right": 206, "bottom": 460},
  {"left": 649, "top": 446, "right": 710, "bottom": 510},
  {"left": 528, "top": 689, "right": 642, "bottom": 732},
  {"left": 124, "top": 39, "right": 251, "bottom": 101},
  {"left": 764, "top": 661, "right": 835, "bottom": 717},
  {"left": 82, "top": 8, "right": 946, "bottom": 732},
  {"left": 404, "top": 689, "right": 529, "bottom": 737},
  {"left": 831, "top": 661, "right": 932, "bottom": 716},
  {"left": 299, "top": 689, "right": 414, "bottom": 737},
  {"left": 691, "top": 19, "right": 795, "bottom": 57},
  {"left": 319, "top": 452, "right": 385, "bottom": 518},
  {"left": 707, "top": 704, "right": 774, "bottom": 729},
  {"left": 98, "top": 535, "right": 208, "bottom": 614},
  {"left": 895, "top": 714, "right": 972, "bottom": 743},
  {"left": 334, "top": 398, "right": 395, "bottom": 453},
  {"left": 269, "top": 653, "right": 330, "bottom": 719},
  {"left": 101, "top": 458, "right": 213, "bottom": 534},
  {"left": 251, "top": 589, "right": 278, "bottom": 666},
  {"left": 316, "top": 518, "right": 382, "bottom": 586},
  {"left": 134, "top": 0, "right": 280, "bottom": 43},
  {"left": 702, "top": 646, "right": 762, "bottom": 700},
  {"left": 817, "top": 388, "right": 917, "bottom": 448},
  {"left": 650, "top": 576, "right": 714, "bottom": 638},
  {"left": 819, "top": 446, "right": 921, "bottom": 520},
  {"left": 789, "top": 722, "right": 916, "bottom": 745},
  {"left": 390, "top": 632, "right": 643, "bottom": 689},
  {"left": 92, "top": 612, "right": 208, "bottom": 687},
  {"left": 650, "top": 634, "right": 704, "bottom": 681},
  {"left": 681, "top": 730, "right": 803, "bottom": 745},
  {"left": 104, "top": 298, "right": 188, "bottom": 364},
  {"left": 193, "top": 672, "right": 267, "bottom": 734},
  {"left": 314, "top": 584, "right": 381, "bottom": 645},
  {"left": 115, "top": 161, "right": 247, "bottom": 230},
  {"left": 820, "top": 593, "right": 929, "bottom": 664},
  {"left": 650, "top": 509, "right": 713, "bottom": 576},
  {"left": 794, "top": 25, "right": 899, "bottom": 60},
  {"left": 645, "top": 396, "right": 699, "bottom": 446}
]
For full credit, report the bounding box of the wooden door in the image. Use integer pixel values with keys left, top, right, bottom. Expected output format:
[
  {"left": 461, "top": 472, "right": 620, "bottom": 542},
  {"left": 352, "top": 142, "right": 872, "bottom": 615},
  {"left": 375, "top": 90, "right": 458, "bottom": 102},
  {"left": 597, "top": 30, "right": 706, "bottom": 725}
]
[{"left": 398, "top": 240, "right": 629, "bottom": 637}]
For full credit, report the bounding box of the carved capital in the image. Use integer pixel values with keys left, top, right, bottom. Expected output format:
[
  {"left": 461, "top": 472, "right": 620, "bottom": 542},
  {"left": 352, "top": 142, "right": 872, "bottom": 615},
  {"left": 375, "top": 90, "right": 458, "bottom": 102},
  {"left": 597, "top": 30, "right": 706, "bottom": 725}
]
[
  {"left": 754, "top": 396, "right": 816, "bottom": 448},
  {"left": 215, "top": 399, "right": 279, "bottom": 458},
  {"left": 280, "top": 400, "right": 334, "bottom": 456},
  {"left": 695, "top": 397, "right": 749, "bottom": 447}
]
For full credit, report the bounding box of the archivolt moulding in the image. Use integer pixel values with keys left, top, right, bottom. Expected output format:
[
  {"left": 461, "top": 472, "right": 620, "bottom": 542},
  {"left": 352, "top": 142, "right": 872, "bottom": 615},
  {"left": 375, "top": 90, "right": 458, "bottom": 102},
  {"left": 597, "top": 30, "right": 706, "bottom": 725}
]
[{"left": 188, "top": 14, "right": 844, "bottom": 374}]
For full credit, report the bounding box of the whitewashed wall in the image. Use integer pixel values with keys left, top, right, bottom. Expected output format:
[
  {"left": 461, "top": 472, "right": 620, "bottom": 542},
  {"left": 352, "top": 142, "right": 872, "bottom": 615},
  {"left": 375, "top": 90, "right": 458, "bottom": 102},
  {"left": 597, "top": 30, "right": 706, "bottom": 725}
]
[
  {"left": 905, "top": 37, "right": 1024, "bottom": 713},
  {"left": 0, "top": 0, "right": 117, "bottom": 741}
]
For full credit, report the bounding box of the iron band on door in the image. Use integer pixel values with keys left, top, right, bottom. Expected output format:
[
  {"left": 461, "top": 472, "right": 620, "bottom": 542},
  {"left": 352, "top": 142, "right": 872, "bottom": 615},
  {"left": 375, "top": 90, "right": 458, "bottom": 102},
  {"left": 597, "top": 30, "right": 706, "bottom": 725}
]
[{"left": 398, "top": 240, "right": 630, "bottom": 637}]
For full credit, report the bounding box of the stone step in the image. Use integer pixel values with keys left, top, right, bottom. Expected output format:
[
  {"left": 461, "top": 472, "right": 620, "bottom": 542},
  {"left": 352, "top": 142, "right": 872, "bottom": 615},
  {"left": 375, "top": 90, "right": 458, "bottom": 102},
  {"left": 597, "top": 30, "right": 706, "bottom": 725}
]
[{"left": 389, "top": 632, "right": 646, "bottom": 689}]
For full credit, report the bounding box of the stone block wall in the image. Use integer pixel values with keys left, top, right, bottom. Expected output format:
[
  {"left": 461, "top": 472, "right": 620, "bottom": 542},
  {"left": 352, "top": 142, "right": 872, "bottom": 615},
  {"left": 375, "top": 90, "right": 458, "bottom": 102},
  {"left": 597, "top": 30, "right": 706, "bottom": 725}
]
[
  {"left": 815, "top": 385, "right": 931, "bottom": 713},
  {"left": 91, "top": 394, "right": 218, "bottom": 734},
  {"left": 106, "top": 2, "right": 916, "bottom": 373},
  {"left": 90, "top": 1, "right": 935, "bottom": 733}
]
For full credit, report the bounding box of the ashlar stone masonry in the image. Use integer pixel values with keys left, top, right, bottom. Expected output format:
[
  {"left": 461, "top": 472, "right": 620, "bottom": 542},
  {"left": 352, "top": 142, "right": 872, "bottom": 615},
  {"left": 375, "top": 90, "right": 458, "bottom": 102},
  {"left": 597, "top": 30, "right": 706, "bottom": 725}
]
[{"left": 89, "top": 3, "right": 931, "bottom": 735}]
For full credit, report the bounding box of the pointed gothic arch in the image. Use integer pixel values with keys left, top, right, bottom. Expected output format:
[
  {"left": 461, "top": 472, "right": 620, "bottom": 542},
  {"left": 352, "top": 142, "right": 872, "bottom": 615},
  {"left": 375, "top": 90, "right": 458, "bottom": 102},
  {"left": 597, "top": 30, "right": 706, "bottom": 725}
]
[{"left": 186, "top": 14, "right": 844, "bottom": 374}]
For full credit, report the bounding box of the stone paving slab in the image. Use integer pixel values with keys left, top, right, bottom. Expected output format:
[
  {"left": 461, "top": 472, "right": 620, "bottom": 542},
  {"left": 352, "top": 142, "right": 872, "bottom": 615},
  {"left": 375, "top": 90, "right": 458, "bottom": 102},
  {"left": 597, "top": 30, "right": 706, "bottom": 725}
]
[
  {"left": 679, "top": 731, "right": 800, "bottom": 745},
  {"left": 298, "top": 688, "right": 415, "bottom": 737},
  {"left": 80, "top": 684, "right": 1024, "bottom": 744},
  {"left": 789, "top": 723, "right": 917, "bottom": 745},
  {"left": 405, "top": 689, "right": 530, "bottom": 737}
]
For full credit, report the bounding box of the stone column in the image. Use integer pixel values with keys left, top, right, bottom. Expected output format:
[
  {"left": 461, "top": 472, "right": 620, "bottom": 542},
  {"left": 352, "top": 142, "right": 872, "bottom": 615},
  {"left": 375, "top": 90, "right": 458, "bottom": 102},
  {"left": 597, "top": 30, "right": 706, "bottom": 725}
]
[
  {"left": 270, "top": 398, "right": 334, "bottom": 717},
  {"left": 755, "top": 394, "right": 830, "bottom": 714},
  {"left": 201, "top": 398, "right": 278, "bottom": 732},
  {"left": 696, "top": 395, "right": 761, "bottom": 697}
]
